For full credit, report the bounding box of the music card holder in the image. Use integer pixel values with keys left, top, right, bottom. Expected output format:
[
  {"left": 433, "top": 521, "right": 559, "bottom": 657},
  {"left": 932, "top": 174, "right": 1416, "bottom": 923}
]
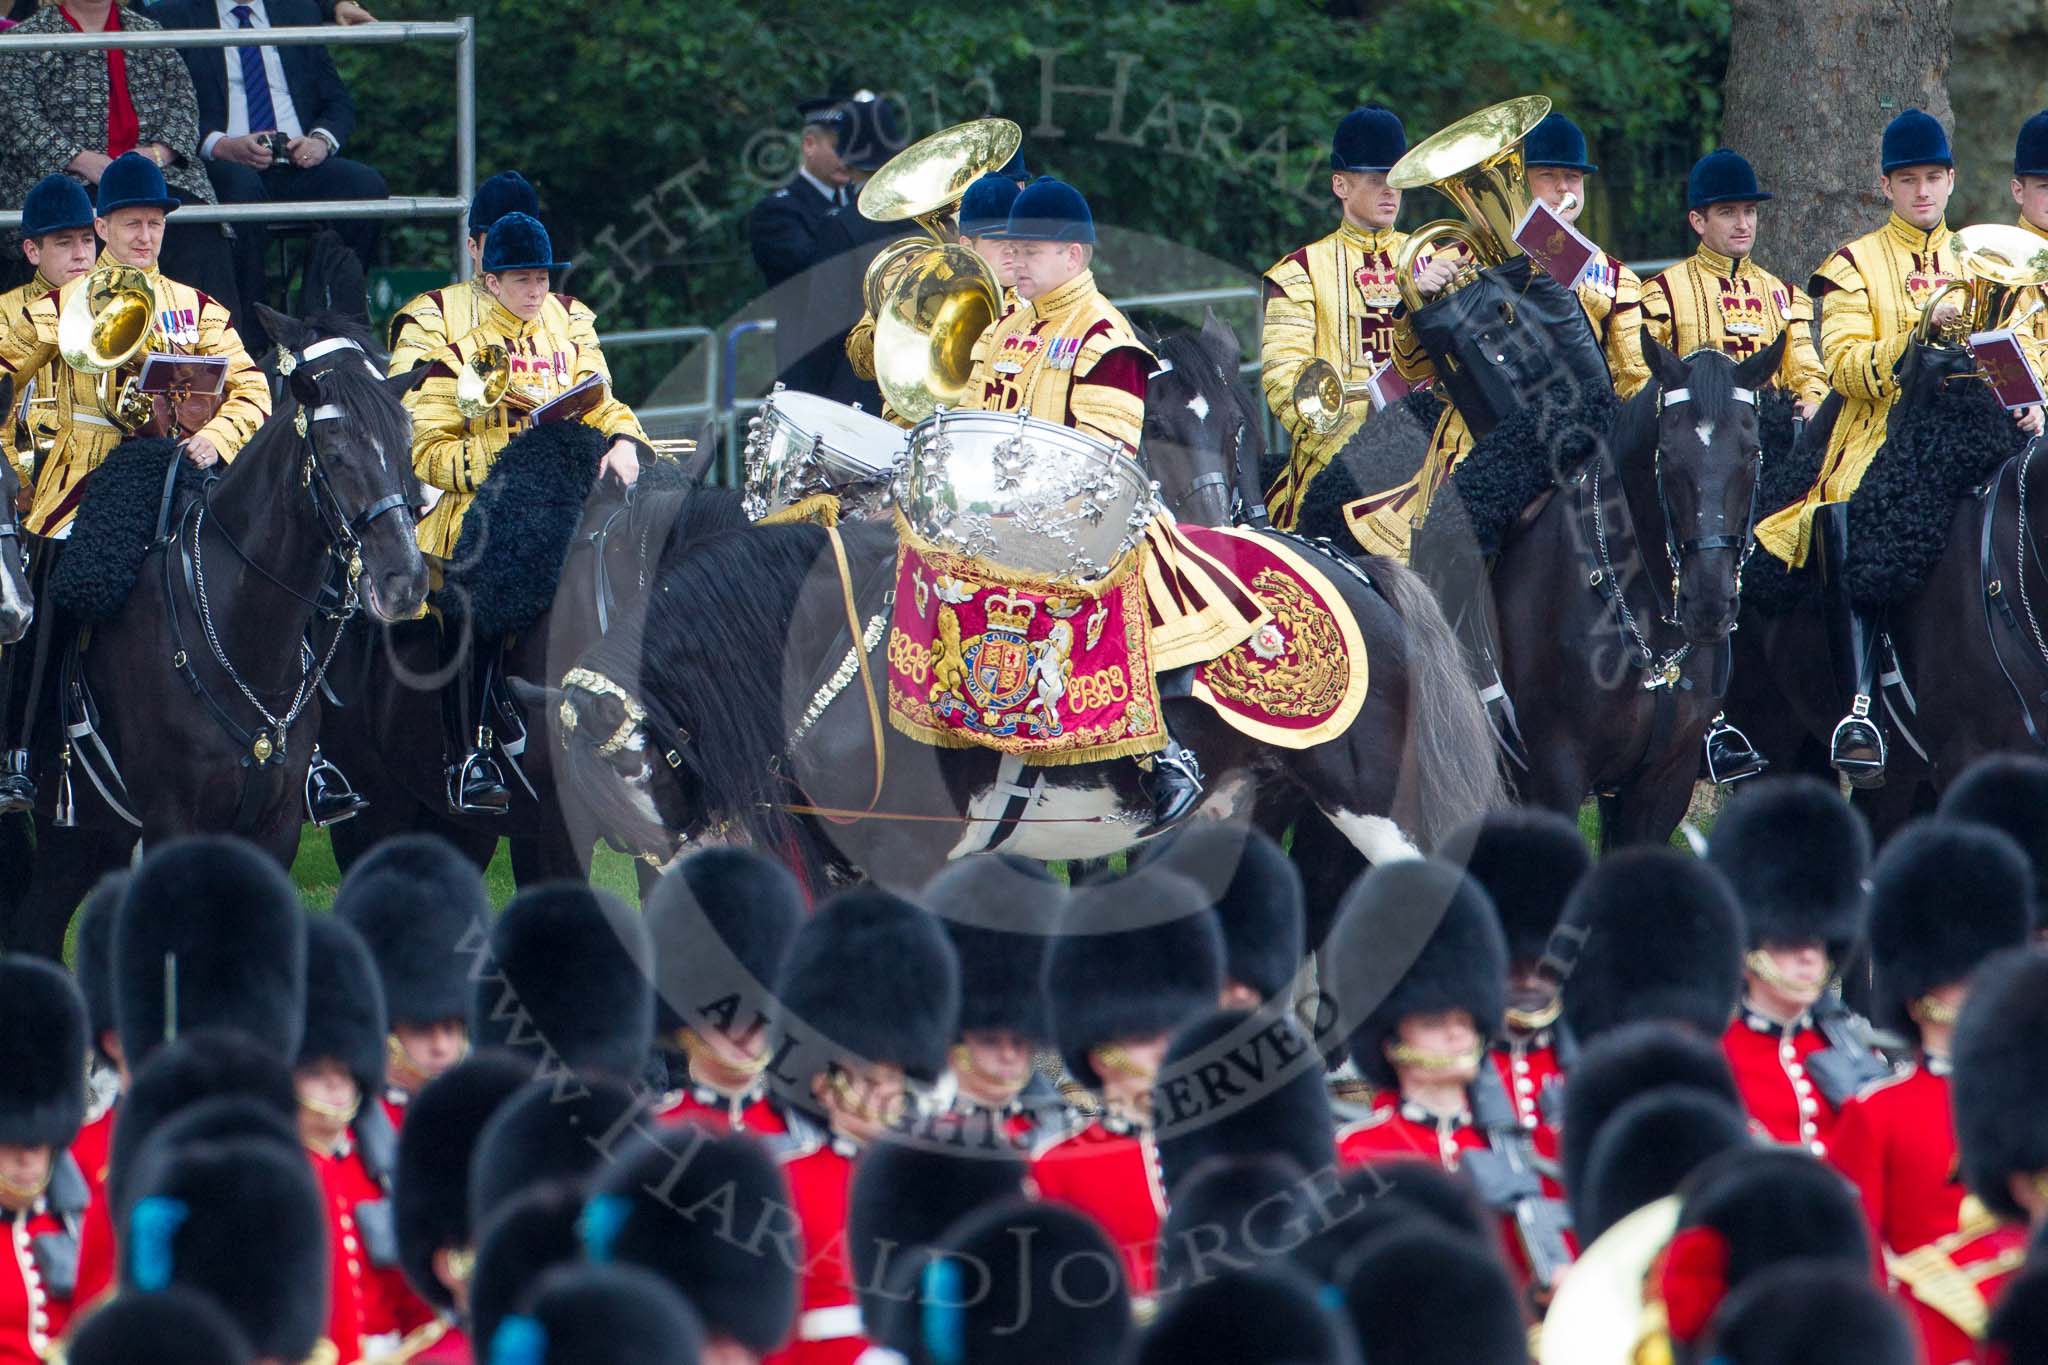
[
  {"left": 1366, "top": 359, "right": 1414, "bottom": 411},
  {"left": 527, "top": 373, "right": 607, "bottom": 426},
  {"left": 1966, "top": 328, "right": 2046, "bottom": 410},
  {"left": 136, "top": 352, "right": 228, "bottom": 397},
  {"left": 1512, "top": 200, "right": 1598, "bottom": 289}
]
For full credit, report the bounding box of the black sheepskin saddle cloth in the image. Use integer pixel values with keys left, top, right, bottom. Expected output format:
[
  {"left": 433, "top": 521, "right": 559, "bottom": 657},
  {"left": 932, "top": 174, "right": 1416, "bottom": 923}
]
[
  {"left": 1290, "top": 390, "right": 1441, "bottom": 544},
  {"left": 1412, "top": 385, "right": 1619, "bottom": 563},
  {"left": 434, "top": 424, "right": 692, "bottom": 640},
  {"left": 1744, "top": 382, "right": 2022, "bottom": 614},
  {"left": 47, "top": 437, "right": 202, "bottom": 625}
]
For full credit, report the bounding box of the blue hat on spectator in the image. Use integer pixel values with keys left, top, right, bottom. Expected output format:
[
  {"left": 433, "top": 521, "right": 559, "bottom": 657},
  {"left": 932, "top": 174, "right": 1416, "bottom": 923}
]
[
  {"left": 95, "top": 153, "right": 179, "bottom": 216},
  {"left": 997, "top": 148, "right": 1032, "bottom": 182},
  {"left": 2015, "top": 110, "right": 2048, "bottom": 179},
  {"left": 1688, "top": 149, "right": 1772, "bottom": 209},
  {"left": 481, "top": 212, "right": 568, "bottom": 274},
  {"left": 1330, "top": 103, "right": 1406, "bottom": 173},
  {"left": 1525, "top": 113, "right": 1598, "bottom": 173},
  {"left": 959, "top": 173, "right": 1022, "bottom": 238},
  {"left": 1881, "top": 109, "right": 1953, "bottom": 173},
  {"left": 23, "top": 174, "right": 95, "bottom": 238},
  {"left": 1005, "top": 176, "right": 1095, "bottom": 245},
  {"left": 469, "top": 171, "right": 539, "bottom": 237}
]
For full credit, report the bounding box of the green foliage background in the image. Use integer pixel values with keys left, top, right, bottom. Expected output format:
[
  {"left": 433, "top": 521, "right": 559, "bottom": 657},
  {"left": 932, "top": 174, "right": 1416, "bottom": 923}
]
[{"left": 341, "top": 0, "right": 1730, "bottom": 355}]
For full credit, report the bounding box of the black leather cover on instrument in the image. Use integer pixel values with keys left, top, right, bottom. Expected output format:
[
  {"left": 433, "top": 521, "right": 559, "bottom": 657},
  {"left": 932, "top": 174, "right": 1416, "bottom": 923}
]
[{"left": 1404, "top": 255, "right": 1611, "bottom": 438}]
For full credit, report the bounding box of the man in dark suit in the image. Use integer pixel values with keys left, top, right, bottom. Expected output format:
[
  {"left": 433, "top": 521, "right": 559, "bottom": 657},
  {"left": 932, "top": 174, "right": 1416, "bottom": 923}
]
[{"left": 144, "top": 0, "right": 386, "bottom": 338}]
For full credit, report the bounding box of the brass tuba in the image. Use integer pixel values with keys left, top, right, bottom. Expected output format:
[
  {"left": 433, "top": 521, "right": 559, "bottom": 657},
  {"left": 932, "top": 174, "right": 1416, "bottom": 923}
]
[
  {"left": 861, "top": 117, "right": 1021, "bottom": 421},
  {"left": 56, "top": 262, "right": 159, "bottom": 431},
  {"left": 1386, "top": 95, "right": 1554, "bottom": 312},
  {"left": 454, "top": 342, "right": 512, "bottom": 418},
  {"left": 1913, "top": 222, "right": 2048, "bottom": 347},
  {"left": 1535, "top": 1195, "right": 1680, "bottom": 1365},
  {"left": 1290, "top": 356, "right": 1373, "bottom": 436}
]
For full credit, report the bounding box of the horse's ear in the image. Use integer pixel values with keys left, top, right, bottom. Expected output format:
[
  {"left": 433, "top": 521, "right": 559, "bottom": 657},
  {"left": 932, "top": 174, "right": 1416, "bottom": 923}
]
[
  {"left": 1644, "top": 332, "right": 1688, "bottom": 391},
  {"left": 507, "top": 676, "right": 560, "bottom": 712},
  {"left": 384, "top": 365, "right": 430, "bottom": 398},
  {"left": 681, "top": 441, "right": 716, "bottom": 488},
  {"left": 1198, "top": 308, "right": 1240, "bottom": 368},
  {"left": 255, "top": 304, "right": 310, "bottom": 354},
  {"left": 288, "top": 365, "right": 321, "bottom": 409},
  {"left": 1733, "top": 331, "right": 1789, "bottom": 392},
  {"left": 0, "top": 375, "right": 13, "bottom": 420}
]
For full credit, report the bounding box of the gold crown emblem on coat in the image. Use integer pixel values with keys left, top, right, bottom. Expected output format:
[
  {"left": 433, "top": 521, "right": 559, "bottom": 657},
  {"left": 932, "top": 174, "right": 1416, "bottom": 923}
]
[{"left": 984, "top": 590, "right": 1038, "bottom": 634}]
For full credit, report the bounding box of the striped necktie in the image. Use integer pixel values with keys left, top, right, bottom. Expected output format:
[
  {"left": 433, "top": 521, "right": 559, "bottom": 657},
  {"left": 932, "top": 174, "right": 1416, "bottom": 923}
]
[{"left": 230, "top": 5, "right": 277, "bottom": 135}]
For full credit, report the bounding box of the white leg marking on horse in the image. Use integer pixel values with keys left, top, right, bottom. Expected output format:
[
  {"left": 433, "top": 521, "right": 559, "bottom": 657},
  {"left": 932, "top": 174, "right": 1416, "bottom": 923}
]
[
  {"left": 0, "top": 564, "right": 28, "bottom": 625},
  {"left": 1185, "top": 393, "right": 1210, "bottom": 423},
  {"left": 951, "top": 780, "right": 1143, "bottom": 861},
  {"left": 1325, "top": 809, "right": 1421, "bottom": 863}
]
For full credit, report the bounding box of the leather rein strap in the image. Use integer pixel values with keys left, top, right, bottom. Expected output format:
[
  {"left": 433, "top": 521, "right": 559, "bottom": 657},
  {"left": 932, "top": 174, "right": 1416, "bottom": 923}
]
[{"left": 823, "top": 523, "right": 886, "bottom": 820}]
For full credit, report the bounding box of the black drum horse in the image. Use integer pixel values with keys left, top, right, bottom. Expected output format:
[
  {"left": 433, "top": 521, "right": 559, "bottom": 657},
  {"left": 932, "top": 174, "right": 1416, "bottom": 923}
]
[{"left": 0, "top": 382, "right": 34, "bottom": 648}]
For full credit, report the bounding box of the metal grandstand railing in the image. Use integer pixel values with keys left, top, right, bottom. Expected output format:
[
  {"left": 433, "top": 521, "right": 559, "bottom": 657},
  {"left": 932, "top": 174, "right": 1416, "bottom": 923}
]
[{"left": 0, "top": 19, "right": 477, "bottom": 275}]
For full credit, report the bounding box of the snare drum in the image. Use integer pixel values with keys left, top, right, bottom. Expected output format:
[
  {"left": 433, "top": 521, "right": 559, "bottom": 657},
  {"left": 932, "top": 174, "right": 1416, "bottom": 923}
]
[
  {"left": 897, "top": 407, "right": 1158, "bottom": 583},
  {"left": 742, "top": 386, "right": 907, "bottom": 521}
]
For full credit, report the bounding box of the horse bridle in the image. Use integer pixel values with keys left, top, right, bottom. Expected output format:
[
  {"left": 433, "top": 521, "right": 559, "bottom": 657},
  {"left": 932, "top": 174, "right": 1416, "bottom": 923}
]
[
  {"left": 279, "top": 336, "right": 413, "bottom": 590},
  {"left": 1148, "top": 353, "right": 1262, "bottom": 527},
  {"left": 1650, "top": 372, "right": 1762, "bottom": 628}
]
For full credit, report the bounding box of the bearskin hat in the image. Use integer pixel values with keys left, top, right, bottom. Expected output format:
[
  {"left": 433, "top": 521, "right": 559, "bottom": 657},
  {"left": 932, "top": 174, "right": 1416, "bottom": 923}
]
[
  {"left": 1703, "top": 1261, "right": 1917, "bottom": 1365},
  {"left": 114, "top": 836, "right": 307, "bottom": 1070},
  {"left": 1441, "top": 807, "right": 1591, "bottom": 966},
  {"left": 1576, "top": 1085, "right": 1750, "bottom": 1244},
  {"left": 468, "top": 1076, "right": 638, "bottom": 1227},
  {"left": 494, "top": 1262, "right": 706, "bottom": 1365},
  {"left": 0, "top": 956, "right": 88, "bottom": 1148},
  {"left": 1324, "top": 859, "right": 1506, "bottom": 1089},
  {"left": 120, "top": 1135, "right": 330, "bottom": 1362},
  {"left": 1043, "top": 871, "right": 1224, "bottom": 1089},
  {"left": 472, "top": 883, "right": 654, "bottom": 1081},
  {"left": 1559, "top": 849, "right": 1745, "bottom": 1045},
  {"left": 1707, "top": 777, "right": 1871, "bottom": 953},
  {"left": 1560, "top": 1020, "right": 1741, "bottom": 1204},
  {"left": 469, "top": 1181, "right": 589, "bottom": 1358},
  {"left": 887, "top": 1199, "right": 1131, "bottom": 1365},
  {"left": 1662, "top": 1149, "right": 1871, "bottom": 1353},
  {"left": 72, "top": 871, "right": 127, "bottom": 1064},
  {"left": 394, "top": 1050, "right": 533, "bottom": 1310},
  {"left": 773, "top": 885, "right": 960, "bottom": 1089},
  {"left": 1987, "top": 1263, "right": 2048, "bottom": 1365},
  {"left": 1291, "top": 1162, "right": 1489, "bottom": 1288},
  {"left": 1939, "top": 754, "right": 2048, "bottom": 901},
  {"left": 66, "top": 1286, "right": 254, "bottom": 1365},
  {"left": 1336, "top": 1224, "right": 1528, "bottom": 1365},
  {"left": 1156, "top": 1153, "right": 1308, "bottom": 1290},
  {"left": 107, "top": 1029, "right": 298, "bottom": 1219},
  {"left": 1868, "top": 818, "right": 2034, "bottom": 1037},
  {"left": 1138, "top": 824, "right": 1306, "bottom": 1002},
  {"left": 1952, "top": 946, "right": 2048, "bottom": 1222},
  {"left": 848, "top": 1135, "right": 1028, "bottom": 1343},
  {"left": 1137, "top": 1264, "right": 1357, "bottom": 1365},
  {"left": 585, "top": 1129, "right": 797, "bottom": 1353},
  {"left": 922, "top": 855, "right": 1064, "bottom": 1041},
  {"left": 333, "top": 834, "right": 490, "bottom": 1029},
  {"left": 644, "top": 845, "right": 803, "bottom": 1040},
  {"left": 1155, "top": 1009, "right": 1335, "bottom": 1200},
  {"left": 297, "top": 915, "right": 389, "bottom": 1102}
]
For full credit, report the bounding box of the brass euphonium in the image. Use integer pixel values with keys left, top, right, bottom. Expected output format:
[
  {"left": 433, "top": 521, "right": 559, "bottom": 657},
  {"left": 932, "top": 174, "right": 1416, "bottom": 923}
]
[
  {"left": 454, "top": 342, "right": 512, "bottom": 418},
  {"left": 1913, "top": 222, "right": 2048, "bottom": 347},
  {"left": 1535, "top": 1194, "right": 1680, "bottom": 1365},
  {"left": 1386, "top": 95, "right": 1555, "bottom": 312},
  {"left": 56, "top": 262, "right": 159, "bottom": 432},
  {"left": 861, "top": 117, "right": 1021, "bottom": 421}
]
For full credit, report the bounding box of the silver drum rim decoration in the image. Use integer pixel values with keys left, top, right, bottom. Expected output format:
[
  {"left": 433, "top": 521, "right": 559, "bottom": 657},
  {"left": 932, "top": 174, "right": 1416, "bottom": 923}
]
[{"left": 742, "top": 386, "right": 909, "bottom": 521}]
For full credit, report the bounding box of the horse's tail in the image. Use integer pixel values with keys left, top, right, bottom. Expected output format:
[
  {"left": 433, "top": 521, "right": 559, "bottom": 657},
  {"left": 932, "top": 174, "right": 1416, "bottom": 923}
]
[{"left": 1366, "top": 555, "right": 1509, "bottom": 848}]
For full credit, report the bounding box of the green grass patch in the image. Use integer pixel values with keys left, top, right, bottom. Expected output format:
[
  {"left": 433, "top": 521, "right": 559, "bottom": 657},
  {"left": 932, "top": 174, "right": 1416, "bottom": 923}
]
[{"left": 291, "top": 825, "right": 644, "bottom": 911}]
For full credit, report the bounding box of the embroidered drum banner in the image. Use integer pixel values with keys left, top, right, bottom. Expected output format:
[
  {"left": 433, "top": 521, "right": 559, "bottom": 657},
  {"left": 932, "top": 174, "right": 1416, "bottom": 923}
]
[{"left": 886, "top": 522, "right": 1167, "bottom": 765}]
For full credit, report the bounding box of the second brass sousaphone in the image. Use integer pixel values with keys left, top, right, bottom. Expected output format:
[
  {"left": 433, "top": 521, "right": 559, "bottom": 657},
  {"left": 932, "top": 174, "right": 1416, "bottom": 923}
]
[
  {"left": 1386, "top": 94, "right": 1552, "bottom": 311},
  {"left": 1913, "top": 222, "right": 2048, "bottom": 347}
]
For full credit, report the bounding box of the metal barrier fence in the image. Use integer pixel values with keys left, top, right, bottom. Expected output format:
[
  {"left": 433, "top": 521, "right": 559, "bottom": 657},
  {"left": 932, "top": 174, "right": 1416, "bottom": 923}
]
[{"left": 0, "top": 20, "right": 477, "bottom": 276}]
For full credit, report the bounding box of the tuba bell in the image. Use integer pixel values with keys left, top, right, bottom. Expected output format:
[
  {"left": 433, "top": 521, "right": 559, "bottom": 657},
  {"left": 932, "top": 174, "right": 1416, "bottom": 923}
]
[
  {"left": 860, "top": 118, "right": 1021, "bottom": 421},
  {"left": 454, "top": 342, "right": 512, "bottom": 419},
  {"left": 56, "top": 262, "right": 159, "bottom": 432},
  {"left": 1290, "top": 356, "right": 1374, "bottom": 436},
  {"left": 1913, "top": 222, "right": 2048, "bottom": 347},
  {"left": 1386, "top": 95, "right": 1554, "bottom": 312},
  {"left": 1536, "top": 1195, "right": 1680, "bottom": 1365}
]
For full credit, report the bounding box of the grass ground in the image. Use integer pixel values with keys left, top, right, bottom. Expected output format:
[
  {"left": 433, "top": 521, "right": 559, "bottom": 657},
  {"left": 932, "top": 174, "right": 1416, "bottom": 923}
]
[{"left": 289, "top": 825, "right": 645, "bottom": 910}]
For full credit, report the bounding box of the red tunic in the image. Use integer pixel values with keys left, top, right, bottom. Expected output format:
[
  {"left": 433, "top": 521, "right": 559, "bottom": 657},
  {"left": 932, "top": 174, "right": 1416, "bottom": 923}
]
[
  {"left": 654, "top": 1082, "right": 789, "bottom": 1137},
  {"left": 1721, "top": 1008, "right": 1837, "bottom": 1155},
  {"left": 1891, "top": 1219, "right": 2028, "bottom": 1365},
  {"left": 765, "top": 1137, "right": 865, "bottom": 1365},
  {"left": 1828, "top": 1060, "right": 1964, "bottom": 1258},
  {"left": 380, "top": 1092, "right": 409, "bottom": 1132},
  {"left": 1, "top": 1200, "right": 73, "bottom": 1365},
  {"left": 1029, "top": 1119, "right": 1164, "bottom": 1296},
  {"left": 411, "top": 1321, "right": 470, "bottom": 1363},
  {"left": 69, "top": 1108, "right": 119, "bottom": 1312},
  {"left": 306, "top": 1144, "right": 365, "bottom": 1365},
  {"left": 1491, "top": 1033, "right": 1565, "bottom": 1163}
]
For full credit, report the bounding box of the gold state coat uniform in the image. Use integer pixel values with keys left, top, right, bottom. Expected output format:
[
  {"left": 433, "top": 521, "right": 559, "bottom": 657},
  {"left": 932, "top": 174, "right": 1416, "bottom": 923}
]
[
  {"left": 1640, "top": 244, "right": 1827, "bottom": 403},
  {"left": 0, "top": 275, "right": 65, "bottom": 487},
  {"left": 0, "top": 254, "right": 268, "bottom": 536},
  {"left": 1259, "top": 222, "right": 1408, "bottom": 528},
  {"left": 386, "top": 279, "right": 603, "bottom": 382}
]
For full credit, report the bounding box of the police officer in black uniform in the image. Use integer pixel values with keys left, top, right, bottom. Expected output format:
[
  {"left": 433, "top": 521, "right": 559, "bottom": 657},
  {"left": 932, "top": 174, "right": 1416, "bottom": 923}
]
[{"left": 747, "top": 96, "right": 857, "bottom": 290}]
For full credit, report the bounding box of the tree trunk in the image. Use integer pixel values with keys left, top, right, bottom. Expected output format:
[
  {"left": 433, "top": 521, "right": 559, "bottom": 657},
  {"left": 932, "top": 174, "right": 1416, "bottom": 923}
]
[{"left": 1720, "top": 0, "right": 1953, "bottom": 286}]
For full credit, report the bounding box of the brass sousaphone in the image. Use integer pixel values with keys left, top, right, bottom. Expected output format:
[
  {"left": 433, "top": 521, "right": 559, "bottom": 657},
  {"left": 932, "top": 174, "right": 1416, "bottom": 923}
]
[
  {"left": 862, "top": 117, "right": 1021, "bottom": 421},
  {"left": 1386, "top": 94, "right": 1554, "bottom": 312},
  {"left": 56, "top": 263, "right": 159, "bottom": 431},
  {"left": 1913, "top": 222, "right": 2048, "bottom": 348}
]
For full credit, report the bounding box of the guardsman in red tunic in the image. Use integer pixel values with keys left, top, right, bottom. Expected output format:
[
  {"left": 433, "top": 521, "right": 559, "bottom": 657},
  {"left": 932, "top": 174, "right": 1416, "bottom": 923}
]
[
  {"left": 1707, "top": 778, "right": 1887, "bottom": 1157},
  {"left": 642, "top": 848, "right": 804, "bottom": 1137},
  {"left": 0, "top": 959, "right": 90, "bottom": 1365},
  {"left": 1898, "top": 946, "right": 2048, "bottom": 1364},
  {"left": 764, "top": 887, "right": 961, "bottom": 1365},
  {"left": 1831, "top": 821, "right": 2034, "bottom": 1270},
  {"left": 61, "top": 873, "right": 126, "bottom": 1318},
  {"left": 333, "top": 835, "right": 492, "bottom": 1137},
  {"left": 1032, "top": 872, "right": 1225, "bottom": 1304},
  {"left": 923, "top": 856, "right": 1069, "bottom": 1150}
]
